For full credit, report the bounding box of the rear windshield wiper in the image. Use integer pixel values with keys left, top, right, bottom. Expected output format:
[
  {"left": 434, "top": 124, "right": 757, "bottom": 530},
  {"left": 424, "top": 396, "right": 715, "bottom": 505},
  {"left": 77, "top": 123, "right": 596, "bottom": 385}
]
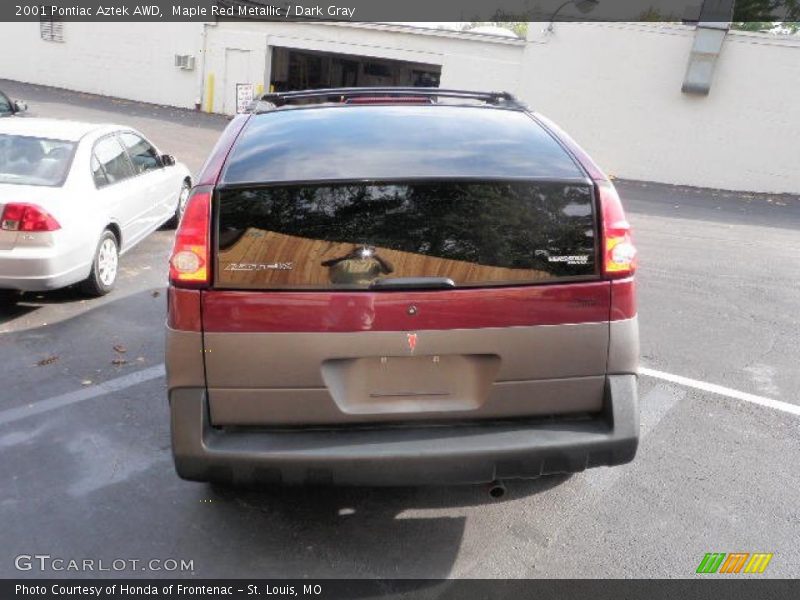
[{"left": 369, "top": 277, "right": 456, "bottom": 290}]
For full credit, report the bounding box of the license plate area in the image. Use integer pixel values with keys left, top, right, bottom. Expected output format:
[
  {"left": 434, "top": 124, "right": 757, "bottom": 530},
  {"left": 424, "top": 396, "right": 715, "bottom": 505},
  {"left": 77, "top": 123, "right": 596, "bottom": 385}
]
[{"left": 321, "top": 354, "right": 501, "bottom": 415}]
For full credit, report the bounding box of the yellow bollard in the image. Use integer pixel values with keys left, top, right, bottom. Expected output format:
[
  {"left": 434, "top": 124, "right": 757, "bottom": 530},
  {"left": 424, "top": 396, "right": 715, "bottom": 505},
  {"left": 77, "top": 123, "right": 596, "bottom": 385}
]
[
  {"left": 205, "top": 73, "right": 215, "bottom": 113},
  {"left": 255, "top": 83, "right": 264, "bottom": 96}
]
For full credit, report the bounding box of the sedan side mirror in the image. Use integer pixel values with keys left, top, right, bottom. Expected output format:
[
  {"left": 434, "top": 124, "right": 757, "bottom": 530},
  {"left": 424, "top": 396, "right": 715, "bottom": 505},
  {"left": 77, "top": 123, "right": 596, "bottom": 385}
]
[
  {"left": 161, "top": 154, "right": 176, "bottom": 167},
  {"left": 13, "top": 100, "right": 27, "bottom": 113}
]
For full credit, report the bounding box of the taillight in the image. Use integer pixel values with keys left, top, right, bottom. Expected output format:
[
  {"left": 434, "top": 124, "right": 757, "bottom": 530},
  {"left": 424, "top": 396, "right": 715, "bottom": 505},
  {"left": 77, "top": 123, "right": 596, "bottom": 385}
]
[
  {"left": 344, "top": 96, "right": 433, "bottom": 104},
  {"left": 0, "top": 203, "right": 61, "bottom": 232},
  {"left": 169, "top": 188, "right": 211, "bottom": 286},
  {"left": 598, "top": 182, "right": 636, "bottom": 278}
]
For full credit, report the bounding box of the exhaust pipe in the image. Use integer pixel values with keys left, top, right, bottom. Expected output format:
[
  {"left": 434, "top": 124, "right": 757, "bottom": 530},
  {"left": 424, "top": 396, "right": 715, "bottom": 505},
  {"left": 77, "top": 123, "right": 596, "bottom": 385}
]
[{"left": 488, "top": 481, "right": 506, "bottom": 499}]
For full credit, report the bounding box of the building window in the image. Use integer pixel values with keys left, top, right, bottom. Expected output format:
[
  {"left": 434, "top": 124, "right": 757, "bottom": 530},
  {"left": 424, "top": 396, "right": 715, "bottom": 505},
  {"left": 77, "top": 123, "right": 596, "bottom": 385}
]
[{"left": 40, "top": 18, "right": 64, "bottom": 42}]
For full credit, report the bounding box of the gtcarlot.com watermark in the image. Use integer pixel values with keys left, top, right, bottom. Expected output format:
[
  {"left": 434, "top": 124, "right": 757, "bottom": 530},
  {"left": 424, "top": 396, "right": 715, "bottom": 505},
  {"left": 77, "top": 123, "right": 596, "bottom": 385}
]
[{"left": 15, "top": 554, "right": 194, "bottom": 573}]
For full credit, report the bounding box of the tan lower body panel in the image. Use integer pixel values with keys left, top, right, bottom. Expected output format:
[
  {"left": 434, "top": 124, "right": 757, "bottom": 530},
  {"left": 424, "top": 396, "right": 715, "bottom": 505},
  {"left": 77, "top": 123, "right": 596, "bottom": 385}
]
[
  {"left": 204, "top": 322, "right": 612, "bottom": 426},
  {"left": 165, "top": 328, "right": 205, "bottom": 389},
  {"left": 608, "top": 316, "right": 640, "bottom": 374},
  {"left": 209, "top": 375, "right": 605, "bottom": 426}
]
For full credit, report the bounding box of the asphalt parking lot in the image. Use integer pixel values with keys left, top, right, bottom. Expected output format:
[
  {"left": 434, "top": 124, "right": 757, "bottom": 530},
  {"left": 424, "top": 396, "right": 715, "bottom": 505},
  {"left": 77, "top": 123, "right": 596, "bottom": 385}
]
[{"left": 1, "top": 80, "right": 799, "bottom": 579}]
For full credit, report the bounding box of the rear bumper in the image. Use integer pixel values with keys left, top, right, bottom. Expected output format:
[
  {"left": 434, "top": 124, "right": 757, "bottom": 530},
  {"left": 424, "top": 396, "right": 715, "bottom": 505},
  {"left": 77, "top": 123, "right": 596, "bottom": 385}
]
[
  {"left": 170, "top": 375, "right": 638, "bottom": 486},
  {"left": 0, "top": 246, "right": 90, "bottom": 291}
]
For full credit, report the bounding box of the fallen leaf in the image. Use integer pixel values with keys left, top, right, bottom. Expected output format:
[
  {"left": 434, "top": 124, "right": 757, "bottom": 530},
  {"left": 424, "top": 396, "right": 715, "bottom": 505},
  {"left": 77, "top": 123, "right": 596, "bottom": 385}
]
[
  {"left": 111, "top": 358, "right": 127, "bottom": 366},
  {"left": 113, "top": 344, "right": 127, "bottom": 353},
  {"left": 151, "top": 290, "right": 161, "bottom": 298},
  {"left": 37, "top": 356, "right": 59, "bottom": 366}
]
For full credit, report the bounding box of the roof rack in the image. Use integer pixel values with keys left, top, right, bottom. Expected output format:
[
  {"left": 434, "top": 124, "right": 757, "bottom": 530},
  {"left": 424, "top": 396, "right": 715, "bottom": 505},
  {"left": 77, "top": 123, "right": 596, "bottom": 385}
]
[{"left": 251, "top": 87, "right": 526, "bottom": 112}]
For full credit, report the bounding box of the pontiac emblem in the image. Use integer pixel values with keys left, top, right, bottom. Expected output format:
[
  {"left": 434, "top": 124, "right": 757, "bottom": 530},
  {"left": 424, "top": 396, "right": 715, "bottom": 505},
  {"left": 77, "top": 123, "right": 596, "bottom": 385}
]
[{"left": 406, "top": 333, "right": 418, "bottom": 353}]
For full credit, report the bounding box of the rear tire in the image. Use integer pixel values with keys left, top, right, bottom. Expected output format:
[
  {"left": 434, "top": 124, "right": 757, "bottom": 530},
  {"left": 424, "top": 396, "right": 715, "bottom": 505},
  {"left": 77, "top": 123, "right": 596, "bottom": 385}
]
[
  {"left": 79, "top": 230, "right": 119, "bottom": 297},
  {"left": 166, "top": 180, "right": 191, "bottom": 229}
]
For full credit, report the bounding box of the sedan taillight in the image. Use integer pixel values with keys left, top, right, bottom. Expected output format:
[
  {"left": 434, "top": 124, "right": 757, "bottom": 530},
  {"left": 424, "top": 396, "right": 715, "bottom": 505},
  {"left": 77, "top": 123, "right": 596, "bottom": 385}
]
[{"left": 0, "top": 203, "right": 61, "bottom": 232}]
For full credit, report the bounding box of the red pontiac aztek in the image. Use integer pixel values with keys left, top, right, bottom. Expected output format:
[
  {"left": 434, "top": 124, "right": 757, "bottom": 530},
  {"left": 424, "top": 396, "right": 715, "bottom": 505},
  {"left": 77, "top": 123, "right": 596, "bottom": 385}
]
[{"left": 166, "top": 88, "right": 639, "bottom": 488}]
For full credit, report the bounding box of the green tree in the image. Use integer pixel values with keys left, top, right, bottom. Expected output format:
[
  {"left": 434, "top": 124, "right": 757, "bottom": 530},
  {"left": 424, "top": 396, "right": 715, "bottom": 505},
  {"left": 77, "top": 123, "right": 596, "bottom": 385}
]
[{"left": 731, "top": 0, "right": 800, "bottom": 32}]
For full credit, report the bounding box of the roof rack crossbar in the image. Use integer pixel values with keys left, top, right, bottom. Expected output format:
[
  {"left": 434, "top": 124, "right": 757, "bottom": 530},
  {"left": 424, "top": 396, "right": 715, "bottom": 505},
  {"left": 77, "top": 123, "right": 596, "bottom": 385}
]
[{"left": 256, "top": 87, "right": 525, "bottom": 109}]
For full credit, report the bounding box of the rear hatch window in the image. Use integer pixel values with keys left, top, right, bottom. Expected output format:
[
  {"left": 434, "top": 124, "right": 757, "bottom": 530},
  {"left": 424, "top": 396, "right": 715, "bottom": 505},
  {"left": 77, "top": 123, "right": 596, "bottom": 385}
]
[
  {"left": 215, "top": 180, "right": 597, "bottom": 289},
  {"left": 215, "top": 105, "right": 597, "bottom": 290},
  {"left": 220, "top": 106, "right": 585, "bottom": 183}
]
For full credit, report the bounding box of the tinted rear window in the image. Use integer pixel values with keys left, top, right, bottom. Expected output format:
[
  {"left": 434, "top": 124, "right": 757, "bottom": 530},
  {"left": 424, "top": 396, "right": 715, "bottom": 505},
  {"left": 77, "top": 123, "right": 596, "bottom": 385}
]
[
  {"left": 215, "top": 181, "right": 597, "bottom": 290},
  {"left": 0, "top": 134, "right": 76, "bottom": 187},
  {"left": 221, "top": 106, "right": 585, "bottom": 184}
]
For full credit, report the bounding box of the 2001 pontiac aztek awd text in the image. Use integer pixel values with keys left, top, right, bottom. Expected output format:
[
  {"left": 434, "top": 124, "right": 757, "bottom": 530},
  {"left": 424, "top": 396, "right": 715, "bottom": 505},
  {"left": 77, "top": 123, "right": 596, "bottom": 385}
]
[{"left": 166, "top": 88, "right": 639, "bottom": 486}]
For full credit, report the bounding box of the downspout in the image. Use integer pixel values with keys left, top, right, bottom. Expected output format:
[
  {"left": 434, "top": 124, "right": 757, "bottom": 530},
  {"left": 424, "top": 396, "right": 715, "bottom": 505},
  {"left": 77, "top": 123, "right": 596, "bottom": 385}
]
[
  {"left": 681, "top": 0, "right": 735, "bottom": 95},
  {"left": 199, "top": 21, "right": 218, "bottom": 112}
]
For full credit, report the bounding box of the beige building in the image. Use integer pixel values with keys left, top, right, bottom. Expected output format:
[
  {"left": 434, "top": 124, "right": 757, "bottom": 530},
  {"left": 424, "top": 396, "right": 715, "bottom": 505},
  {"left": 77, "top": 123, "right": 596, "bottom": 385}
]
[{"left": 0, "top": 20, "right": 798, "bottom": 193}]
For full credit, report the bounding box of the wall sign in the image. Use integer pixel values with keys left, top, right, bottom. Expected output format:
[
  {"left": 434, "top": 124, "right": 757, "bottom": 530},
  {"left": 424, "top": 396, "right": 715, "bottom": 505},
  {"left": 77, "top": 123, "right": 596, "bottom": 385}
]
[{"left": 236, "top": 83, "right": 255, "bottom": 113}]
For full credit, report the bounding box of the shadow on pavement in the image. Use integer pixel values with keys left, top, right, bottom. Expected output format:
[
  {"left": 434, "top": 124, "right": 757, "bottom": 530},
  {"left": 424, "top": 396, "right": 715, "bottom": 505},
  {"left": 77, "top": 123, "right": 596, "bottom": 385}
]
[
  {"left": 209, "top": 473, "right": 572, "bottom": 511},
  {"left": 0, "top": 285, "right": 104, "bottom": 328},
  {"left": 0, "top": 287, "right": 167, "bottom": 407},
  {"left": 617, "top": 178, "right": 800, "bottom": 231},
  {"left": 1, "top": 285, "right": 91, "bottom": 324},
  {"left": 172, "top": 474, "right": 573, "bottom": 578},
  {"left": 0, "top": 285, "right": 575, "bottom": 580}
]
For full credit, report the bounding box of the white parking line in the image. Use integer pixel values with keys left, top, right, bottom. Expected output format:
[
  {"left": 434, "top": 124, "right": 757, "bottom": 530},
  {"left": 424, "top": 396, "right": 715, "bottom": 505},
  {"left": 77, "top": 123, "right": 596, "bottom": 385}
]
[
  {"left": 640, "top": 367, "right": 800, "bottom": 417},
  {"left": 0, "top": 365, "right": 165, "bottom": 427}
]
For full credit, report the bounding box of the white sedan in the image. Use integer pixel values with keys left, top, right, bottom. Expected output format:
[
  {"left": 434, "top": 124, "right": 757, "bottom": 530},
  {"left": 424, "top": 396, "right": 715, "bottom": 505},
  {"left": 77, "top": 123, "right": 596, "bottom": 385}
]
[{"left": 0, "top": 118, "right": 191, "bottom": 297}]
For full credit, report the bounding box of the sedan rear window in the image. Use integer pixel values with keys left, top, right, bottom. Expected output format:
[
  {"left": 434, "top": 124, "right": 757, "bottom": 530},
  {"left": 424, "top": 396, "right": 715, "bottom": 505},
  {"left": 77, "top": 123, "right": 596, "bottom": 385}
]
[
  {"left": 0, "top": 134, "right": 76, "bottom": 187},
  {"left": 216, "top": 181, "right": 597, "bottom": 290}
]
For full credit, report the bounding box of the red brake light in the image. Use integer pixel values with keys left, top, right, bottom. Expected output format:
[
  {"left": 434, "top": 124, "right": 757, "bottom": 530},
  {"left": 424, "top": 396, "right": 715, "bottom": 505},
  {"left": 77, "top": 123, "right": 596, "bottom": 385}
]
[
  {"left": 1, "top": 203, "right": 61, "bottom": 232},
  {"left": 344, "top": 96, "right": 433, "bottom": 104},
  {"left": 169, "top": 188, "right": 211, "bottom": 286},
  {"left": 598, "top": 182, "right": 637, "bottom": 278}
]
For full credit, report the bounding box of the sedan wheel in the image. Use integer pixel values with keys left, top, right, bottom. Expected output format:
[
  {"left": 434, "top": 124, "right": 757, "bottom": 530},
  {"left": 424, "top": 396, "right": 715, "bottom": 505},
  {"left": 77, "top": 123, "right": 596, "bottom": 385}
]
[
  {"left": 167, "top": 180, "right": 191, "bottom": 229},
  {"left": 80, "top": 230, "right": 119, "bottom": 296},
  {"left": 97, "top": 237, "right": 119, "bottom": 287}
]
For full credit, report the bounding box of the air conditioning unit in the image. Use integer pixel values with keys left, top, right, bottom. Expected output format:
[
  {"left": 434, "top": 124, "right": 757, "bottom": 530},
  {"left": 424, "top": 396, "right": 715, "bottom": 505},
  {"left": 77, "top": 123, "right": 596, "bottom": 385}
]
[{"left": 174, "top": 54, "right": 196, "bottom": 70}]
